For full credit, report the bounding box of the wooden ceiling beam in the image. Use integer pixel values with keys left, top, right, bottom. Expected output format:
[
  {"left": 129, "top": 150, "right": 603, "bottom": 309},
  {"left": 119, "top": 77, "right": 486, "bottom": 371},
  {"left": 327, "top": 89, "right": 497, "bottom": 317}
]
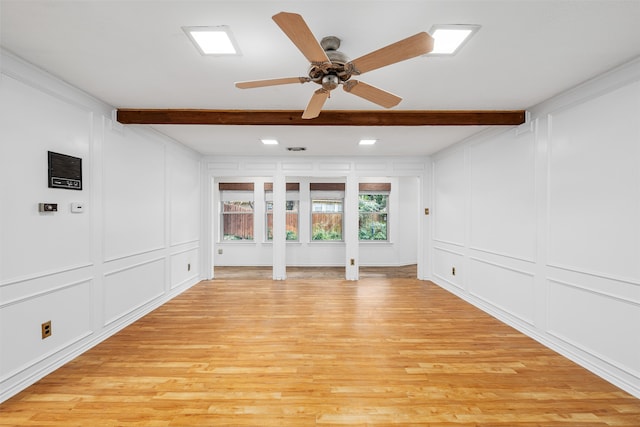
[{"left": 116, "top": 109, "right": 526, "bottom": 126}]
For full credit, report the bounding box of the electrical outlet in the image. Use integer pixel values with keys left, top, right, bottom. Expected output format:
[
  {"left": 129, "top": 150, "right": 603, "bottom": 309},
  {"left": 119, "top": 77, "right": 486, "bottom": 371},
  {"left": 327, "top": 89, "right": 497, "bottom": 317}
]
[
  {"left": 41, "top": 321, "right": 52, "bottom": 339},
  {"left": 187, "top": 263, "right": 191, "bottom": 271},
  {"left": 350, "top": 258, "right": 355, "bottom": 266},
  {"left": 452, "top": 267, "right": 456, "bottom": 276},
  {"left": 218, "top": 249, "right": 223, "bottom": 255}
]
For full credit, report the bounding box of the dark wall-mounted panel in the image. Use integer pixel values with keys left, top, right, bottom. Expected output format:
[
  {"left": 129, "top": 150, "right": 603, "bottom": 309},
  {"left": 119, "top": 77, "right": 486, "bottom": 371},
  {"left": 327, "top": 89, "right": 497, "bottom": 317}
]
[{"left": 48, "top": 151, "right": 82, "bottom": 190}]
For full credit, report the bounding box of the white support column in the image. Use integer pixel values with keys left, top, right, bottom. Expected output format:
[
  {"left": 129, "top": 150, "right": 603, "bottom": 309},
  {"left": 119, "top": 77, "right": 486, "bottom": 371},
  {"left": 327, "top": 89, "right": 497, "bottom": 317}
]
[
  {"left": 272, "top": 174, "right": 287, "bottom": 280},
  {"left": 418, "top": 170, "right": 429, "bottom": 281},
  {"left": 206, "top": 176, "right": 215, "bottom": 280},
  {"left": 344, "top": 174, "right": 359, "bottom": 280}
]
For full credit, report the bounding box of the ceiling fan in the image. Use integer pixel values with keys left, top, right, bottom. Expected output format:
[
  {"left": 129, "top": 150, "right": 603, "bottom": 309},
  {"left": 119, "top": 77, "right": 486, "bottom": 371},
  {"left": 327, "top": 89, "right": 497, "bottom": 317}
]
[{"left": 235, "top": 12, "right": 434, "bottom": 119}]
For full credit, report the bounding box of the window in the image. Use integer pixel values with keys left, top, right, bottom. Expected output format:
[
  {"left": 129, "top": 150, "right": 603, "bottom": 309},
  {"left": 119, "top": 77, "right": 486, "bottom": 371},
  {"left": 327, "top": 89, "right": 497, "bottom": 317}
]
[
  {"left": 219, "top": 183, "right": 254, "bottom": 241},
  {"left": 359, "top": 183, "right": 390, "bottom": 241},
  {"left": 265, "top": 183, "right": 299, "bottom": 241},
  {"left": 310, "top": 183, "right": 344, "bottom": 241}
]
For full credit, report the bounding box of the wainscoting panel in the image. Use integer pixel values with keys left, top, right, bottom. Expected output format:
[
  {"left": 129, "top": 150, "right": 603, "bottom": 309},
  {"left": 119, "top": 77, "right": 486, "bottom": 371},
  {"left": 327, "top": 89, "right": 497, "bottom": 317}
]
[
  {"left": 547, "top": 81, "right": 640, "bottom": 284},
  {"left": 547, "top": 278, "right": 640, "bottom": 379},
  {"left": 469, "top": 129, "right": 536, "bottom": 262},
  {"left": 171, "top": 247, "right": 200, "bottom": 290},
  {"left": 103, "top": 127, "right": 166, "bottom": 262},
  {"left": 469, "top": 258, "right": 535, "bottom": 325},
  {"left": 0, "top": 279, "right": 93, "bottom": 380},
  {"left": 169, "top": 149, "right": 201, "bottom": 246},
  {"left": 0, "top": 75, "right": 92, "bottom": 282},
  {"left": 433, "top": 150, "right": 466, "bottom": 247},
  {"left": 433, "top": 247, "right": 464, "bottom": 289},
  {"left": 103, "top": 258, "right": 165, "bottom": 326}
]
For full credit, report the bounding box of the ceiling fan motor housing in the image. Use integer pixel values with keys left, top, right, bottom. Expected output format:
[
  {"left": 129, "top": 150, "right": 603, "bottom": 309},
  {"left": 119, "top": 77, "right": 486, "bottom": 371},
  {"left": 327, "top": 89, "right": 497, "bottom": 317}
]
[{"left": 308, "top": 36, "right": 353, "bottom": 88}]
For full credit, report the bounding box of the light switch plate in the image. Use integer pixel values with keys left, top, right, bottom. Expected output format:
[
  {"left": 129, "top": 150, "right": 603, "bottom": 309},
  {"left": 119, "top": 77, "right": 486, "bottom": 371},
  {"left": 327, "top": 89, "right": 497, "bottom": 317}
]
[
  {"left": 38, "top": 203, "right": 57, "bottom": 212},
  {"left": 70, "top": 202, "right": 84, "bottom": 213}
]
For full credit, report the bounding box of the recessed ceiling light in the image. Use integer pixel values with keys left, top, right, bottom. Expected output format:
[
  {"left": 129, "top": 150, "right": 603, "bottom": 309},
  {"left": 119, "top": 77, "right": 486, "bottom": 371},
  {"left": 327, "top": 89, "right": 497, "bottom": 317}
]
[
  {"left": 428, "top": 25, "right": 480, "bottom": 55},
  {"left": 183, "top": 26, "right": 240, "bottom": 55},
  {"left": 359, "top": 139, "right": 377, "bottom": 146},
  {"left": 261, "top": 138, "right": 279, "bottom": 145}
]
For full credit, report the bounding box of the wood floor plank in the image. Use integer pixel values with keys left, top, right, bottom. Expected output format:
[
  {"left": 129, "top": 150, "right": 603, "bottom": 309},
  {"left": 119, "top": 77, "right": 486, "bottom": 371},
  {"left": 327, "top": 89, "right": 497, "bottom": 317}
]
[{"left": 1, "top": 277, "right": 638, "bottom": 426}]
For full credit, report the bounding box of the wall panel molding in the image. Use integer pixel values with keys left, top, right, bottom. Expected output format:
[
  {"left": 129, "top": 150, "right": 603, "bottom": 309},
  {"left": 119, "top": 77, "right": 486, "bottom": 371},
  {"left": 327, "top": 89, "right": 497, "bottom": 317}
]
[
  {"left": 0, "top": 280, "right": 93, "bottom": 380},
  {"left": 0, "top": 263, "right": 93, "bottom": 288},
  {"left": 103, "top": 257, "right": 165, "bottom": 327},
  {"left": 432, "top": 238, "right": 465, "bottom": 248},
  {"left": 0, "top": 278, "right": 93, "bottom": 308},
  {"left": 355, "top": 163, "right": 388, "bottom": 171},
  {"left": 103, "top": 256, "right": 165, "bottom": 278},
  {"left": 244, "top": 162, "right": 277, "bottom": 171},
  {"left": 545, "top": 81, "right": 640, "bottom": 283},
  {"left": 547, "top": 278, "right": 640, "bottom": 381},
  {"left": 103, "top": 246, "right": 166, "bottom": 264},
  {"left": 468, "top": 246, "right": 535, "bottom": 264},
  {"left": 0, "top": 331, "right": 93, "bottom": 384},
  {"left": 393, "top": 162, "right": 425, "bottom": 172},
  {"left": 469, "top": 257, "right": 535, "bottom": 325},
  {"left": 170, "top": 239, "right": 200, "bottom": 250},
  {"left": 546, "top": 262, "right": 640, "bottom": 288}
]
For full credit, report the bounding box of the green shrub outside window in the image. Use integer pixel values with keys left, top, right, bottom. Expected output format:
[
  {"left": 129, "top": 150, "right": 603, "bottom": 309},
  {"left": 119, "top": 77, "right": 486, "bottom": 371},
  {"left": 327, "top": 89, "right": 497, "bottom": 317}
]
[{"left": 359, "top": 194, "right": 388, "bottom": 241}]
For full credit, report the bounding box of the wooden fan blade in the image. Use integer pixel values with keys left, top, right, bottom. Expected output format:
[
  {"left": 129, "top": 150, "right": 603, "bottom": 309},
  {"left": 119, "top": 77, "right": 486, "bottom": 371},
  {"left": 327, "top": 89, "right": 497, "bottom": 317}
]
[
  {"left": 302, "top": 89, "right": 330, "bottom": 119},
  {"left": 272, "top": 12, "right": 330, "bottom": 64},
  {"left": 236, "top": 77, "right": 309, "bottom": 89},
  {"left": 348, "top": 32, "right": 434, "bottom": 75},
  {"left": 343, "top": 80, "right": 402, "bottom": 108}
]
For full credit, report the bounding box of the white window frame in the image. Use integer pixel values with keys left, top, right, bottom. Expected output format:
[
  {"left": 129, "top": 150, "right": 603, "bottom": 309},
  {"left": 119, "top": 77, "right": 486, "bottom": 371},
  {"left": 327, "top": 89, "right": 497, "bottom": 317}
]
[
  {"left": 310, "top": 190, "right": 344, "bottom": 242},
  {"left": 265, "top": 190, "right": 300, "bottom": 242},
  {"left": 220, "top": 189, "right": 255, "bottom": 242},
  {"left": 358, "top": 191, "right": 390, "bottom": 242}
]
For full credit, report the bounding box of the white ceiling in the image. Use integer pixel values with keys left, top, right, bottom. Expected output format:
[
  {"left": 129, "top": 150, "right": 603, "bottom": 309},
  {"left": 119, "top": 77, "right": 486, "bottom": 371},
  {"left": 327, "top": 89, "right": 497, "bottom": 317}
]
[{"left": 2, "top": 0, "right": 640, "bottom": 157}]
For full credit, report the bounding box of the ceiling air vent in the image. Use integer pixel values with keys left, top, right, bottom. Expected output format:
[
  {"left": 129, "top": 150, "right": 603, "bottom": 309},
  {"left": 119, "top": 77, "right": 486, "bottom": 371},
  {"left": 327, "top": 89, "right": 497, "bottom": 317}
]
[{"left": 286, "top": 147, "right": 307, "bottom": 152}]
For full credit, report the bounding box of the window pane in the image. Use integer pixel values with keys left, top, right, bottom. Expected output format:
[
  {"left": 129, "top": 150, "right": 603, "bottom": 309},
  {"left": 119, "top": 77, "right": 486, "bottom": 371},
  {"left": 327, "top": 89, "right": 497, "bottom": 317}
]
[
  {"left": 359, "top": 194, "right": 388, "bottom": 241},
  {"left": 222, "top": 201, "right": 254, "bottom": 240},
  {"left": 312, "top": 199, "right": 343, "bottom": 213},
  {"left": 223, "top": 201, "right": 253, "bottom": 212},
  {"left": 311, "top": 198, "right": 343, "bottom": 241},
  {"left": 266, "top": 200, "right": 299, "bottom": 241}
]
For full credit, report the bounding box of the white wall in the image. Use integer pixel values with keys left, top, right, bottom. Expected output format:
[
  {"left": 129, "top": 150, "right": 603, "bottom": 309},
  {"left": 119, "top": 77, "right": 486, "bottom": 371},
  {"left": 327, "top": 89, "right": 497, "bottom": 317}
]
[
  {"left": 430, "top": 57, "right": 640, "bottom": 398},
  {"left": 204, "top": 158, "right": 427, "bottom": 277},
  {"left": 0, "top": 50, "right": 202, "bottom": 403}
]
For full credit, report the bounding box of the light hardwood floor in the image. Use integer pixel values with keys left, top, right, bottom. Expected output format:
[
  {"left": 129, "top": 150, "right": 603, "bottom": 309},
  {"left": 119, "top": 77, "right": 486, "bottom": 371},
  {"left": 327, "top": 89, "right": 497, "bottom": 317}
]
[{"left": 1, "top": 275, "right": 639, "bottom": 426}]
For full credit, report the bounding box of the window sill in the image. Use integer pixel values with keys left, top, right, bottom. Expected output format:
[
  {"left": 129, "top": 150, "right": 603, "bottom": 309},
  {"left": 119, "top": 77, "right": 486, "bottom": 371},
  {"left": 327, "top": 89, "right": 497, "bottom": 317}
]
[{"left": 261, "top": 241, "right": 302, "bottom": 245}]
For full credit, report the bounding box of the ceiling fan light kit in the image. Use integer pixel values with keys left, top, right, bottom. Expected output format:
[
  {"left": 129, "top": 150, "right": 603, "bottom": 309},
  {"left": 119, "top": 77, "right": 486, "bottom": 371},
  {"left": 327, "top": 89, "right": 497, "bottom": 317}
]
[{"left": 235, "top": 12, "right": 434, "bottom": 119}]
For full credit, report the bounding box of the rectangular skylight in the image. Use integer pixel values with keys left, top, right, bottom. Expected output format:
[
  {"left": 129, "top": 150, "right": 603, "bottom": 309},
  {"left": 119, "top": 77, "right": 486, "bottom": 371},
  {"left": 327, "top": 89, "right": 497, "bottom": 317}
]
[
  {"left": 428, "top": 25, "right": 480, "bottom": 55},
  {"left": 359, "top": 139, "right": 377, "bottom": 146},
  {"left": 183, "top": 26, "right": 240, "bottom": 55},
  {"left": 261, "top": 139, "right": 279, "bottom": 145}
]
